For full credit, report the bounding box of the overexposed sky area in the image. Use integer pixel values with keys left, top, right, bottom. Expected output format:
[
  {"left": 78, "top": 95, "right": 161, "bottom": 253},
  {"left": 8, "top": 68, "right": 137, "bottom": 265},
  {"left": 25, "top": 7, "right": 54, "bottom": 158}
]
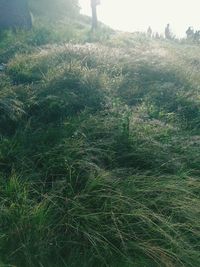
[{"left": 79, "top": 0, "right": 200, "bottom": 37}]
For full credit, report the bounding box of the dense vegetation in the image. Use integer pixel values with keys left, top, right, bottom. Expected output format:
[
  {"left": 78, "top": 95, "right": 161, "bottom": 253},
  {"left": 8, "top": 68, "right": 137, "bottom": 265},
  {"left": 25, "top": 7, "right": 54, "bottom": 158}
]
[
  {"left": 29, "top": 0, "right": 79, "bottom": 19},
  {"left": 0, "top": 14, "right": 200, "bottom": 267}
]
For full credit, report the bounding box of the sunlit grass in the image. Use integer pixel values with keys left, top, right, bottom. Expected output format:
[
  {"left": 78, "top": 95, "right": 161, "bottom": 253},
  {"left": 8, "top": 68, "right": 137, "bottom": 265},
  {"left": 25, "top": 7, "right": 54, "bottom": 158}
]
[{"left": 0, "top": 17, "right": 200, "bottom": 267}]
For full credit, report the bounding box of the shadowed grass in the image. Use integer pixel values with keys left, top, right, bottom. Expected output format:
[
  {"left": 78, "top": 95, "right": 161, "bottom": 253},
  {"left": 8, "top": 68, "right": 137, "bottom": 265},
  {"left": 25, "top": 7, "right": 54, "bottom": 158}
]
[{"left": 0, "top": 22, "right": 200, "bottom": 267}]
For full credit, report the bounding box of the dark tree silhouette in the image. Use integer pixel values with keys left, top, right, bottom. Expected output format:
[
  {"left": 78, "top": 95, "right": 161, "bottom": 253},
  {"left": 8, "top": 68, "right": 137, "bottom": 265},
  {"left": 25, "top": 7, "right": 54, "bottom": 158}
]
[{"left": 0, "top": 0, "right": 32, "bottom": 30}]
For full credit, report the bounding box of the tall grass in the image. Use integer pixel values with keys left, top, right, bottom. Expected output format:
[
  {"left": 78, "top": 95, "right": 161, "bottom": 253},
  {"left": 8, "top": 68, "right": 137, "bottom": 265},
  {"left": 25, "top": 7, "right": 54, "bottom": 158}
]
[{"left": 0, "top": 22, "right": 200, "bottom": 266}]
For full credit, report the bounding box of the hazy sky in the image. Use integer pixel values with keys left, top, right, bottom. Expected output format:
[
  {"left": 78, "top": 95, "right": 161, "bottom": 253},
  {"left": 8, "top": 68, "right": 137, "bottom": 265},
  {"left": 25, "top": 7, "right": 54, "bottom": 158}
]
[{"left": 79, "top": 0, "right": 200, "bottom": 37}]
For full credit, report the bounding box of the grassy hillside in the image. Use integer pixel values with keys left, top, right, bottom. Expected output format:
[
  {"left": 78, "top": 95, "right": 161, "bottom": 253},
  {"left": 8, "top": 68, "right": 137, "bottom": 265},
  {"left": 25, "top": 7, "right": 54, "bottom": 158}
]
[{"left": 0, "top": 17, "right": 200, "bottom": 267}]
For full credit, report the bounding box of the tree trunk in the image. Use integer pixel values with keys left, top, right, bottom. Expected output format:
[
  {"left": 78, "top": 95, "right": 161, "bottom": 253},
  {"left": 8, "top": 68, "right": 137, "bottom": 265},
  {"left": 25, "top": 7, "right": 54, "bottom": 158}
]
[
  {"left": 0, "top": 0, "right": 32, "bottom": 30},
  {"left": 91, "top": 0, "right": 99, "bottom": 31},
  {"left": 91, "top": 5, "right": 97, "bottom": 30}
]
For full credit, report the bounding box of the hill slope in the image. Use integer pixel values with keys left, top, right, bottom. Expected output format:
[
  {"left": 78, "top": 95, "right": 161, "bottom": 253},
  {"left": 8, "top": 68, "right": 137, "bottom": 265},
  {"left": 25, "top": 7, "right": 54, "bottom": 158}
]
[{"left": 0, "top": 21, "right": 200, "bottom": 267}]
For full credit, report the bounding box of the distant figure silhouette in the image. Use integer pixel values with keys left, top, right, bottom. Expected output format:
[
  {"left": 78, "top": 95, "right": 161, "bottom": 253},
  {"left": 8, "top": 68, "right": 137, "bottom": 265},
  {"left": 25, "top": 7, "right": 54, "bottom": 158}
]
[
  {"left": 186, "top": 27, "right": 194, "bottom": 39},
  {"left": 194, "top": 30, "right": 200, "bottom": 43},
  {"left": 91, "top": 0, "right": 100, "bottom": 31},
  {"left": 165, "top": 24, "right": 172, "bottom": 39},
  {"left": 147, "top": 26, "right": 152, "bottom": 37}
]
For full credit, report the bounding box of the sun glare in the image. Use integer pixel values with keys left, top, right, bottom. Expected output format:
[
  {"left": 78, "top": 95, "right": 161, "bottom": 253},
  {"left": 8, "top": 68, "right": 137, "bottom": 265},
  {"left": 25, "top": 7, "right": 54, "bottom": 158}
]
[{"left": 79, "top": 0, "right": 200, "bottom": 37}]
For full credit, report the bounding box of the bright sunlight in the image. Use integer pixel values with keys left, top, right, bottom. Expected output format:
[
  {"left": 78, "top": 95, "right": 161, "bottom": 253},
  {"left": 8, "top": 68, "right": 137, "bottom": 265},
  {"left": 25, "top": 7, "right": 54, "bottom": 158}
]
[{"left": 79, "top": 0, "right": 200, "bottom": 37}]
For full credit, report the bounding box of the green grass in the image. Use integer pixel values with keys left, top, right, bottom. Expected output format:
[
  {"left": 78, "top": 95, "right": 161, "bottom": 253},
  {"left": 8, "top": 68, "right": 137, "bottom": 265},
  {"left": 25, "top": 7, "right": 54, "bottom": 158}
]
[{"left": 0, "top": 18, "right": 200, "bottom": 267}]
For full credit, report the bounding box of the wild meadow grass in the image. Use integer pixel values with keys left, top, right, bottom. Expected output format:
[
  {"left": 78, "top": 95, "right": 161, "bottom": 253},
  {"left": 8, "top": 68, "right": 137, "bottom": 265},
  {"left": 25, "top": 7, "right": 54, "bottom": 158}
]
[{"left": 0, "top": 20, "right": 200, "bottom": 266}]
